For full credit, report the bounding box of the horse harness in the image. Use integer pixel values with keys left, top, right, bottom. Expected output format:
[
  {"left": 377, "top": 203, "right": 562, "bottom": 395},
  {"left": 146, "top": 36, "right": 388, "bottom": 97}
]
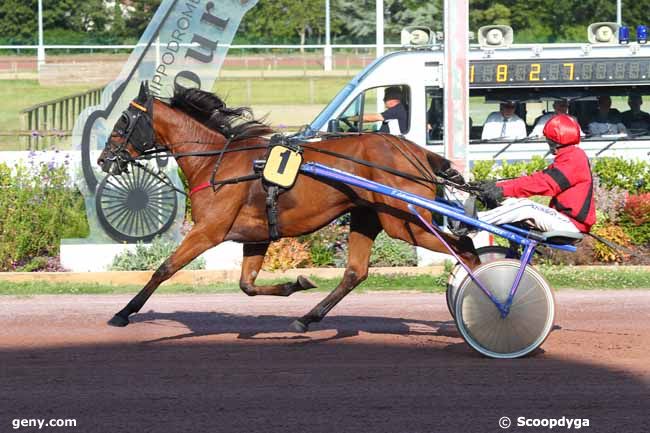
[
  {"left": 118, "top": 106, "right": 466, "bottom": 241},
  {"left": 173, "top": 134, "right": 466, "bottom": 241}
]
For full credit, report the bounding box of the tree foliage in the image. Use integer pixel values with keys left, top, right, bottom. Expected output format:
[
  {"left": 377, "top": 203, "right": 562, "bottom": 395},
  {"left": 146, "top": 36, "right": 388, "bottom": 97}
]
[
  {"left": 4, "top": 0, "right": 650, "bottom": 46},
  {"left": 335, "top": 0, "right": 440, "bottom": 43}
]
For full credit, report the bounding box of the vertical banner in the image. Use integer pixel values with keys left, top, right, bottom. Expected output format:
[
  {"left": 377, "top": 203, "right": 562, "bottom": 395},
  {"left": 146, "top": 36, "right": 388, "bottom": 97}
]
[
  {"left": 443, "top": 0, "right": 469, "bottom": 175},
  {"left": 70, "top": 0, "right": 259, "bottom": 243}
]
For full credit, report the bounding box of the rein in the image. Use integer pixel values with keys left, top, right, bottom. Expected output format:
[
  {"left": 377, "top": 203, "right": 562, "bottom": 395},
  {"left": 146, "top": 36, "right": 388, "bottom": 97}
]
[
  {"left": 142, "top": 137, "right": 474, "bottom": 196},
  {"left": 299, "top": 143, "right": 472, "bottom": 192}
]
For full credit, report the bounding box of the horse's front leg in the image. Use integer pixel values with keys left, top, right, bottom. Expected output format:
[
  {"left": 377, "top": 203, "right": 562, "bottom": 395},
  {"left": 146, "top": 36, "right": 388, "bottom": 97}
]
[
  {"left": 108, "top": 224, "right": 220, "bottom": 327},
  {"left": 239, "top": 243, "right": 317, "bottom": 296}
]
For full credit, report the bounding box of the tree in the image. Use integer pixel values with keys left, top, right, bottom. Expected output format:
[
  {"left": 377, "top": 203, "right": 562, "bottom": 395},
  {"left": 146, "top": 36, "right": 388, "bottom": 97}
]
[
  {"left": 0, "top": 0, "right": 37, "bottom": 44},
  {"left": 125, "top": 0, "right": 161, "bottom": 38},
  {"left": 335, "top": 0, "right": 441, "bottom": 43},
  {"left": 43, "top": 0, "right": 109, "bottom": 33},
  {"left": 241, "top": 0, "right": 326, "bottom": 49}
]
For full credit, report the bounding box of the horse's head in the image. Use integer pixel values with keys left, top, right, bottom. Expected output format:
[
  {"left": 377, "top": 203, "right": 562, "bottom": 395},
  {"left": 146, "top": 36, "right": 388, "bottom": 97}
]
[{"left": 98, "top": 82, "right": 158, "bottom": 175}]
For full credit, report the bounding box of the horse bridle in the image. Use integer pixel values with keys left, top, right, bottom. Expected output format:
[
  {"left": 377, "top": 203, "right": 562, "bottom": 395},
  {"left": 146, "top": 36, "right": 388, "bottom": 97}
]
[{"left": 106, "top": 97, "right": 157, "bottom": 171}]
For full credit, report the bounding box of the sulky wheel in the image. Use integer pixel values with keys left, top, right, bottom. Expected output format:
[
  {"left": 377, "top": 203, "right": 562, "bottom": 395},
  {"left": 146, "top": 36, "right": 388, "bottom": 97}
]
[
  {"left": 446, "top": 246, "right": 513, "bottom": 319},
  {"left": 96, "top": 164, "right": 178, "bottom": 243},
  {"left": 454, "top": 260, "right": 555, "bottom": 359}
]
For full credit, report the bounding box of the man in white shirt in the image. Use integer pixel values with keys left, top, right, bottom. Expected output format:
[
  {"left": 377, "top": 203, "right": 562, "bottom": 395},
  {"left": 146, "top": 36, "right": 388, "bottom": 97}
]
[
  {"left": 529, "top": 99, "right": 584, "bottom": 138},
  {"left": 481, "top": 101, "right": 527, "bottom": 140},
  {"left": 587, "top": 95, "right": 627, "bottom": 136}
]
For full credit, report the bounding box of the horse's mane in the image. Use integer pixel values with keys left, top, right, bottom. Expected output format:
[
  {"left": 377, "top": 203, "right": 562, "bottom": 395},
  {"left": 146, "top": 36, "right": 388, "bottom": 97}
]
[{"left": 169, "top": 85, "right": 274, "bottom": 140}]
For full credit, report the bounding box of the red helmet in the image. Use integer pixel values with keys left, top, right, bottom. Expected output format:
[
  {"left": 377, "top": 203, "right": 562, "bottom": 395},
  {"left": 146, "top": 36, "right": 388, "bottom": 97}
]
[{"left": 543, "top": 114, "right": 581, "bottom": 146}]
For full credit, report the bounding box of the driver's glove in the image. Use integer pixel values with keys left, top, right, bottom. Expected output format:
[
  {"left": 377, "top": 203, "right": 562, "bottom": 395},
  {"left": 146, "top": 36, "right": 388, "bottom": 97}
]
[
  {"left": 469, "top": 180, "right": 504, "bottom": 209},
  {"left": 438, "top": 167, "right": 465, "bottom": 185}
]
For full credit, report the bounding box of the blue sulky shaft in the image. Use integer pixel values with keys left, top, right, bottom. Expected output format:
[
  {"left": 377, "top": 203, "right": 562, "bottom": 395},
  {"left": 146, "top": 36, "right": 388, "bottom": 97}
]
[
  {"left": 300, "top": 161, "right": 549, "bottom": 317},
  {"left": 300, "top": 162, "right": 533, "bottom": 247}
]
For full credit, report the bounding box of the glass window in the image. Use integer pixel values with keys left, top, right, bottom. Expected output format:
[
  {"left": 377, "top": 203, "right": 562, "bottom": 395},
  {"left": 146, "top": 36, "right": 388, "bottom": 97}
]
[
  {"left": 425, "top": 87, "right": 443, "bottom": 144},
  {"left": 331, "top": 85, "right": 410, "bottom": 135}
]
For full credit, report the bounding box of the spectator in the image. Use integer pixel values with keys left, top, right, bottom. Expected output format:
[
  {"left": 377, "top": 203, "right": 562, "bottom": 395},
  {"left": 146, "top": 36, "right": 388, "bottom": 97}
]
[
  {"left": 481, "top": 101, "right": 527, "bottom": 140},
  {"left": 621, "top": 94, "right": 650, "bottom": 133},
  {"left": 587, "top": 96, "right": 627, "bottom": 136},
  {"left": 529, "top": 99, "right": 584, "bottom": 138}
]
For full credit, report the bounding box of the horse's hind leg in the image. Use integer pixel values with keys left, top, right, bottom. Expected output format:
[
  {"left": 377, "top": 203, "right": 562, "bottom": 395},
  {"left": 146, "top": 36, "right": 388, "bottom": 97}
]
[
  {"left": 239, "top": 243, "right": 317, "bottom": 296},
  {"left": 108, "top": 224, "right": 220, "bottom": 327},
  {"left": 290, "top": 209, "right": 382, "bottom": 332}
]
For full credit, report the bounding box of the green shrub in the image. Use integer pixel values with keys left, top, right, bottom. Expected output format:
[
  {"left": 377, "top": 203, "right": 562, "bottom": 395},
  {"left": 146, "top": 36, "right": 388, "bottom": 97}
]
[
  {"left": 0, "top": 158, "right": 89, "bottom": 271},
  {"left": 592, "top": 157, "right": 650, "bottom": 193},
  {"left": 110, "top": 236, "right": 206, "bottom": 271},
  {"left": 621, "top": 219, "right": 650, "bottom": 246},
  {"left": 471, "top": 155, "right": 548, "bottom": 181},
  {"left": 471, "top": 160, "right": 495, "bottom": 181},
  {"left": 301, "top": 222, "right": 348, "bottom": 267},
  {"left": 370, "top": 232, "right": 418, "bottom": 267}
]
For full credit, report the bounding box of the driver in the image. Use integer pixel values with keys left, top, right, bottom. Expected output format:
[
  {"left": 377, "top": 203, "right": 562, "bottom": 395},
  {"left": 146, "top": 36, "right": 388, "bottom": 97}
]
[
  {"left": 473, "top": 114, "right": 596, "bottom": 234},
  {"left": 350, "top": 86, "right": 408, "bottom": 134}
]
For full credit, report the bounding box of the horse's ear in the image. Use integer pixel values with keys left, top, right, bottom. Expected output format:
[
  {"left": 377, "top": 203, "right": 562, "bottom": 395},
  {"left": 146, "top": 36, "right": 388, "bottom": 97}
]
[{"left": 137, "top": 81, "right": 149, "bottom": 102}]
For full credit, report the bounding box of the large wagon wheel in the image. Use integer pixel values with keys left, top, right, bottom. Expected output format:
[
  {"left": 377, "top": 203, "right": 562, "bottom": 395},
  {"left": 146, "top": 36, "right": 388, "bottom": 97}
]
[
  {"left": 96, "top": 164, "right": 178, "bottom": 243},
  {"left": 445, "top": 246, "right": 513, "bottom": 319},
  {"left": 454, "top": 260, "right": 555, "bottom": 359}
]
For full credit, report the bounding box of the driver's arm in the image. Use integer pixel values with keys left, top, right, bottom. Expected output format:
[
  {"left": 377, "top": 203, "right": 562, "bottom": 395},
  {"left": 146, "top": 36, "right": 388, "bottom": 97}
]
[{"left": 347, "top": 113, "right": 384, "bottom": 122}]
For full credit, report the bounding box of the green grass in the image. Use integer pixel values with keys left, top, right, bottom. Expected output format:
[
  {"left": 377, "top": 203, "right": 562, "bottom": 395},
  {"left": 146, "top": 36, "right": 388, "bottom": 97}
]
[
  {"left": 0, "top": 80, "right": 94, "bottom": 150},
  {"left": 0, "top": 81, "right": 93, "bottom": 128},
  {"left": 212, "top": 77, "right": 350, "bottom": 106},
  {"left": 0, "top": 78, "right": 350, "bottom": 150},
  {"left": 0, "top": 267, "right": 648, "bottom": 296},
  {"left": 539, "top": 266, "right": 650, "bottom": 289}
]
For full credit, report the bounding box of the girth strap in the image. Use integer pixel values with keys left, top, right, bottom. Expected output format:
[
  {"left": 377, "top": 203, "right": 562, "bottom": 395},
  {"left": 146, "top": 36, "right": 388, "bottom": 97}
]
[{"left": 265, "top": 185, "right": 281, "bottom": 241}]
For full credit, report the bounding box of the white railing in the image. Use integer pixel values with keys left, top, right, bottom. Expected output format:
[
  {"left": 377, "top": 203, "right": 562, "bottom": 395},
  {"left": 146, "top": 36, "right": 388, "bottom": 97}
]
[{"left": 0, "top": 44, "right": 402, "bottom": 50}]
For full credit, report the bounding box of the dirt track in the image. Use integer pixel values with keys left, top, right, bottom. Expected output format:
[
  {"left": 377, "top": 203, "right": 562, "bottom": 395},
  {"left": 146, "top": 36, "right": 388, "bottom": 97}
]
[{"left": 1, "top": 291, "right": 649, "bottom": 433}]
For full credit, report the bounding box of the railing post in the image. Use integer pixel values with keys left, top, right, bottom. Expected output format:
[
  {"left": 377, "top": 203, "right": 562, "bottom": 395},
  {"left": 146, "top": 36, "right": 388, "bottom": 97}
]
[
  {"left": 34, "top": 108, "right": 40, "bottom": 150},
  {"left": 59, "top": 101, "right": 63, "bottom": 131},
  {"left": 64, "top": 99, "right": 68, "bottom": 131},
  {"left": 29, "top": 111, "right": 34, "bottom": 150}
]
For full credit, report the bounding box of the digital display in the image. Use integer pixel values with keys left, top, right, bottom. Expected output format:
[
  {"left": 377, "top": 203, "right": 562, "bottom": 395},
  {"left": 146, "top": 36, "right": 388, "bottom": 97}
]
[{"left": 469, "top": 58, "right": 650, "bottom": 87}]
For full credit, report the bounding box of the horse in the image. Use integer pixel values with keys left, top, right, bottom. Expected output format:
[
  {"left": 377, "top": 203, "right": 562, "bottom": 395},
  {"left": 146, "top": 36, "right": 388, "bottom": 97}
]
[{"left": 98, "top": 82, "right": 479, "bottom": 332}]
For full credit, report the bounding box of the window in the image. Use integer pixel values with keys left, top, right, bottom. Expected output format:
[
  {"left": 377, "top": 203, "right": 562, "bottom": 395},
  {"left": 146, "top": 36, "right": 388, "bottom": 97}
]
[
  {"left": 330, "top": 85, "right": 410, "bottom": 135},
  {"left": 425, "top": 87, "right": 443, "bottom": 144}
]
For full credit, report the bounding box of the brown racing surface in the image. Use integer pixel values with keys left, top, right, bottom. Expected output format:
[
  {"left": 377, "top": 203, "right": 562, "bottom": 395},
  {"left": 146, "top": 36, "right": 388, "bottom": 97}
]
[{"left": 1, "top": 291, "right": 648, "bottom": 433}]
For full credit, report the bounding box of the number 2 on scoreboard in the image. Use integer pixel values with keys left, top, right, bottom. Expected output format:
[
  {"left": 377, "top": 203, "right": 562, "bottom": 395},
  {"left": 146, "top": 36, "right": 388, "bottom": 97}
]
[{"left": 529, "top": 63, "right": 541, "bottom": 81}]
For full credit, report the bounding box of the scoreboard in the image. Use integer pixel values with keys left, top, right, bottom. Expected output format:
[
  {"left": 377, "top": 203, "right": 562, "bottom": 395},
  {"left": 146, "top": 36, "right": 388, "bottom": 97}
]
[{"left": 469, "top": 58, "right": 650, "bottom": 87}]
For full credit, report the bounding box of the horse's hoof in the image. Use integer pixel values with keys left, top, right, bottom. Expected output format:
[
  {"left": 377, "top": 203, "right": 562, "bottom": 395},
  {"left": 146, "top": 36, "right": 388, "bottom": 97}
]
[
  {"left": 297, "top": 275, "right": 317, "bottom": 290},
  {"left": 108, "top": 314, "right": 130, "bottom": 327},
  {"left": 289, "top": 320, "right": 308, "bottom": 333}
]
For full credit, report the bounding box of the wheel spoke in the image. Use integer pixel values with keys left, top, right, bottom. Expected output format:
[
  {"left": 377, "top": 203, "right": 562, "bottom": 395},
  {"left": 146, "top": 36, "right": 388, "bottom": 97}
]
[
  {"left": 143, "top": 207, "right": 162, "bottom": 227},
  {"left": 105, "top": 205, "right": 130, "bottom": 221},
  {"left": 106, "top": 177, "right": 129, "bottom": 194},
  {"left": 101, "top": 202, "right": 129, "bottom": 212},
  {"left": 141, "top": 170, "right": 159, "bottom": 191},
  {"left": 101, "top": 191, "right": 129, "bottom": 201},
  {"left": 112, "top": 207, "right": 131, "bottom": 231},
  {"left": 111, "top": 175, "right": 132, "bottom": 194},
  {"left": 141, "top": 207, "right": 156, "bottom": 233}
]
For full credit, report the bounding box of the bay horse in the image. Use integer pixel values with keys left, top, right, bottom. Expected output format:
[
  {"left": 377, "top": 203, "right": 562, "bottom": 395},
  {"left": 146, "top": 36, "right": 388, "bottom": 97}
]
[{"left": 98, "top": 83, "right": 479, "bottom": 332}]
